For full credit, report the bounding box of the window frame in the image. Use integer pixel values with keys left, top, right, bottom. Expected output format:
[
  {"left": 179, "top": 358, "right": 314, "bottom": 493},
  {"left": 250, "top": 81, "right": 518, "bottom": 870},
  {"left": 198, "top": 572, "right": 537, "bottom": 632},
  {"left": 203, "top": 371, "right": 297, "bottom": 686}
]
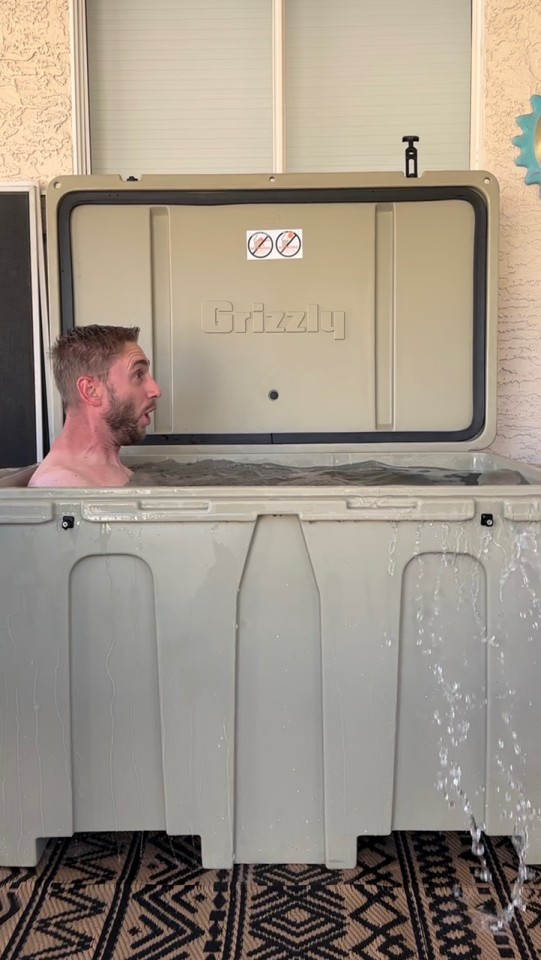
[{"left": 70, "top": 0, "right": 484, "bottom": 176}]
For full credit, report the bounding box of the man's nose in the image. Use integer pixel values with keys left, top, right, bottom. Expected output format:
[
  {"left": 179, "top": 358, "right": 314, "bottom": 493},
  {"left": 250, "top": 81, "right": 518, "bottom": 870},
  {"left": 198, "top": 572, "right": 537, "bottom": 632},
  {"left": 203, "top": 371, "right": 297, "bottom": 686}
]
[{"left": 148, "top": 376, "right": 162, "bottom": 399}]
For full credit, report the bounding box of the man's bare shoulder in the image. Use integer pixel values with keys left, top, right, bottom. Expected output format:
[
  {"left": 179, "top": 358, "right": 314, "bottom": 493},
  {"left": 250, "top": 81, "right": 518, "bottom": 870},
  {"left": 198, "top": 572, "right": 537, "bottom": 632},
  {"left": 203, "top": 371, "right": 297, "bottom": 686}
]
[
  {"left": 28, "top": 456, "right": 132, "bottom": 489},
  {"left": 28, "top": 463, "right": 92, "bottom": 488}
]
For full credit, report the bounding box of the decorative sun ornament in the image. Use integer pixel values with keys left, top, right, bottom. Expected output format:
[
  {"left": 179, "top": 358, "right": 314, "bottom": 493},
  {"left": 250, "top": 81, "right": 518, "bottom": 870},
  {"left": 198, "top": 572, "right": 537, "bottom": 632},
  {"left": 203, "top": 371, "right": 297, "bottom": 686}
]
[{"left": 513, "top": 95, "right": 541, "bottom": 186}]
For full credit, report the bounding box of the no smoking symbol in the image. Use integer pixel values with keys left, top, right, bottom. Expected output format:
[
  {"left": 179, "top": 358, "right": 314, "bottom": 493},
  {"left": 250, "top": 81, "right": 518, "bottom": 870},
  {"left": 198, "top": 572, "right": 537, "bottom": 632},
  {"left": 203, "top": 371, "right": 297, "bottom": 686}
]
[
  {"left": 248, "top": 231, "right": 273, "bottom": 258},
  {"left": 276, "top": 230, "right": 301, "bottom": 257}
]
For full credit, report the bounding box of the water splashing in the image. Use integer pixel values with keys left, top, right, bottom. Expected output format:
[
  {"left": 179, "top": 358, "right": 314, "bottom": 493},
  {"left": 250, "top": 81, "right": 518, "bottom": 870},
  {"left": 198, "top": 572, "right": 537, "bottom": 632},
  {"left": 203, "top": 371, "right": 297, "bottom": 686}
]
[
  {"left": 411, "top": 518, "right": 539, "bottom": 932},
  {"left": 387, "top": 522, "right": 398, "bottom": 576}
]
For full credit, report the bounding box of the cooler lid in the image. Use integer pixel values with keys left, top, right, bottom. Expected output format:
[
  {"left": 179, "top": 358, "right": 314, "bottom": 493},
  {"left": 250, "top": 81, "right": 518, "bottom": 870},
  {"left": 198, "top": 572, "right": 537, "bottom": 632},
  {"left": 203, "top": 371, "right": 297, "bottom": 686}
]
[{"left": 46, "top": 171, "right": 498, "bottom": 451}]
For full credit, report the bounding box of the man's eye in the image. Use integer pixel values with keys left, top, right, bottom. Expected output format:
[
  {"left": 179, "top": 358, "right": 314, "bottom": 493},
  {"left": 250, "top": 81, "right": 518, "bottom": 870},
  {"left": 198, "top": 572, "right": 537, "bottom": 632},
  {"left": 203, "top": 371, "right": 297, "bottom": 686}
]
[{"left": 135, "top": 370, "right": 144, "bottom": 380}]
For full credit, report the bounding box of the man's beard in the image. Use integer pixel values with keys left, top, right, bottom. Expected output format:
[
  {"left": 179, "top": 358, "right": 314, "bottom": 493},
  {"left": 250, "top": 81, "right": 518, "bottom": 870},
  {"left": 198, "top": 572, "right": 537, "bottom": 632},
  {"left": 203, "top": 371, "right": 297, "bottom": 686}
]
[{"left": 104, "top": 386, "right": 145, "bottom": 446}]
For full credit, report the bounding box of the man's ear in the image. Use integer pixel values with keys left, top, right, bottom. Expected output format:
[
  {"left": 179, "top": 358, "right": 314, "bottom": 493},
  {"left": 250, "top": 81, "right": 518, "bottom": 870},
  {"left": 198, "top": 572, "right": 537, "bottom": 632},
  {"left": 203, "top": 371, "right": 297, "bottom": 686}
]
[{"left": 76, "top": 376, "right": 104, "bottom": 406}]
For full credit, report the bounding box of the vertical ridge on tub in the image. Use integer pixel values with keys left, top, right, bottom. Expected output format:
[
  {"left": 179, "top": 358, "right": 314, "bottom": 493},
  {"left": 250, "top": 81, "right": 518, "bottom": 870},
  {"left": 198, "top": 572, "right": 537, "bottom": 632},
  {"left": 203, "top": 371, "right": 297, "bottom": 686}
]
[
  {"left": 302, "top": 518, "right": 404, "bottom": 868},
  {"left": 152, "top": 519, "right": 254, "bottom": 868},
  {"left": 235, "top": 515, "right": 325, "bottom": 864}
]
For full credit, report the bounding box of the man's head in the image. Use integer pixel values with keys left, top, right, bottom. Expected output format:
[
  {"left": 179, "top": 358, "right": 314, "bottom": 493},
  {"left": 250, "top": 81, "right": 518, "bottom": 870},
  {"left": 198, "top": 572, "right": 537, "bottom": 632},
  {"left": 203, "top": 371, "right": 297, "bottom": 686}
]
[{"left": 51, "top": 325, "right": 161, "bottom": 444}]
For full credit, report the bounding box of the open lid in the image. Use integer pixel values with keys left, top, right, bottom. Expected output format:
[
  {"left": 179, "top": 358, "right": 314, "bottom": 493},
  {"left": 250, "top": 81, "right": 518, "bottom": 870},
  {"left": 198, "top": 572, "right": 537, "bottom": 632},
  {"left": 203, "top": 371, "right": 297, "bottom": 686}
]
[{"left": 46, "top": 171, "right": 498, "bottom": 451}]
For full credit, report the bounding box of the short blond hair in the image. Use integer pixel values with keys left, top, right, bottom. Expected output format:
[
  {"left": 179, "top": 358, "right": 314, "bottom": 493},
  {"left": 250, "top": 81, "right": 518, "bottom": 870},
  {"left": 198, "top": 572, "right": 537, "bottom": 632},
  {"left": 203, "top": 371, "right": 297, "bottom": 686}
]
[{"left": 51, "top": 325, "right": 140, "bottom": 408}]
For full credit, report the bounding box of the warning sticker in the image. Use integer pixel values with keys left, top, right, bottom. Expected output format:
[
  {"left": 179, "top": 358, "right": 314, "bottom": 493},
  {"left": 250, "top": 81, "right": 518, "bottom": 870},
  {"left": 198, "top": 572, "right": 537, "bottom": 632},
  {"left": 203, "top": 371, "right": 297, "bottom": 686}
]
[
  {"left": 247, "top": 229, "right": 303, "bottom": 260},
  {"left": 247, "top": 231, "right": 273, "bottom": 259}
]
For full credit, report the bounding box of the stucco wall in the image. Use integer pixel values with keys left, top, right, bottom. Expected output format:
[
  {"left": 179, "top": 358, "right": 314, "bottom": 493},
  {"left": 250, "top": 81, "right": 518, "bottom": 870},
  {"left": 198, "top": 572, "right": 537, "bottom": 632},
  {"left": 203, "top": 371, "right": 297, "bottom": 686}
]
[
  {"left": 484, "top": 0, "right": 541, "bottom": 462},
  {"left": 0, "top": 0, "right": 72, "bottom": 185},
  {"left": 0, "top": 0, "right": 540, "bottom": 462}
]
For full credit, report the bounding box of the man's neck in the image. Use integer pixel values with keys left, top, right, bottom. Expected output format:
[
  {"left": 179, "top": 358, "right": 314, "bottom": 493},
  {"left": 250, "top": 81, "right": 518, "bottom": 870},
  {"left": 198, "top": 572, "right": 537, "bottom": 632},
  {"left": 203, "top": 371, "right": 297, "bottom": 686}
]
[{"left": 53, "top": 411, "right": 123, "bottom": 466}]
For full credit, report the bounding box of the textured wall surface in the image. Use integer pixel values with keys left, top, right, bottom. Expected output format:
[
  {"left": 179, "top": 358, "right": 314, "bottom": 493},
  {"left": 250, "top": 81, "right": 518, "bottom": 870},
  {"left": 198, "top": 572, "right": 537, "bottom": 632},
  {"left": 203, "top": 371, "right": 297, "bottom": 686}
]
[
  {"left": 0, "top": 0, "right": 72, "bottom": 187},
  {"left": 485, "top": 1, "right": 541, "bottom": 461}
]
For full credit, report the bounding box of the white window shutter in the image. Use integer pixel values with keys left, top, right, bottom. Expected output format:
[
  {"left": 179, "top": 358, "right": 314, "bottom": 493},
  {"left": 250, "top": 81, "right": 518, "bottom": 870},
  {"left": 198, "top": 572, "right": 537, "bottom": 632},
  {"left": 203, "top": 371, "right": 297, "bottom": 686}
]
[
  {"left": 86, "top": 0, "right": 471, "bottom": 176},
  {"left": 285, "top": 0, "right": 471, "bottom": 173},
  {"left": 87, "top": 0, "right": 273, "bottom": 176}
]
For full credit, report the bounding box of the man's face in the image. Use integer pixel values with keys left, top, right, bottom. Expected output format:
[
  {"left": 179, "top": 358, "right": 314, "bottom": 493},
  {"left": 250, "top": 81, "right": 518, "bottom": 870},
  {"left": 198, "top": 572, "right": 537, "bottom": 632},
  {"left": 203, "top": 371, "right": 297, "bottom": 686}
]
[{"left": 102, "top": 342, "right": 162, "bottom": 445}]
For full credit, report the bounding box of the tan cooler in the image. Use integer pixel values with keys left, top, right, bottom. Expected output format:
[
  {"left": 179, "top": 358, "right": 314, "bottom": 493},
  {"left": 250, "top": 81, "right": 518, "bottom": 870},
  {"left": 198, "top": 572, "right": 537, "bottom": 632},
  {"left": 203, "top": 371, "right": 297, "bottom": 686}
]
[{"left": 1, "top": 171, "right": 540, "bottom": 870}]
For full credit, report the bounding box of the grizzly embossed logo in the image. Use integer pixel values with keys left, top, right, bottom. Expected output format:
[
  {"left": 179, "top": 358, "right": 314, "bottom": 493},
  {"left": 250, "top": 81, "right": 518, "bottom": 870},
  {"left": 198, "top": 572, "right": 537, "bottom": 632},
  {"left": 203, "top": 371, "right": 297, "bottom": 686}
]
[{"left": 201, "top": 301, "right": 345, "bottom": 340}]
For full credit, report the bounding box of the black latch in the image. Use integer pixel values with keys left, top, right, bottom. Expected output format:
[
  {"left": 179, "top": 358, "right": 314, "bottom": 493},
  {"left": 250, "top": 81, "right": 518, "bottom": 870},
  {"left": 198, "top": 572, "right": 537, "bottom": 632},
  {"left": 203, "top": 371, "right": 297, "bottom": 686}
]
[
  {"left": 402, "top": 136, "right": 419, "bottom": 178},
  {"left": 480, "top": 513, "right": 494, "bottom": 527},
  {"left": 61, "top": 515, "right": 75, "bottom": 530}
]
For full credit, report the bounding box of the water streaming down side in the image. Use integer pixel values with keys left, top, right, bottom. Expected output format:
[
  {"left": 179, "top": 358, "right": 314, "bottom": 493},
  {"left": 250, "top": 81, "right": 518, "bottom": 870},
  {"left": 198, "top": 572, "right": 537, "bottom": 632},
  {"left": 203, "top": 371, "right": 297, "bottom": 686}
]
[
  {"left": 407, "top": 524, "right": 493, "bottom": 887},
  {"left": 407, "top": 518, "right": 539, "bottom": 931},
  {"left": 486, "top": 520, "right": 541, "bottom": 930}
]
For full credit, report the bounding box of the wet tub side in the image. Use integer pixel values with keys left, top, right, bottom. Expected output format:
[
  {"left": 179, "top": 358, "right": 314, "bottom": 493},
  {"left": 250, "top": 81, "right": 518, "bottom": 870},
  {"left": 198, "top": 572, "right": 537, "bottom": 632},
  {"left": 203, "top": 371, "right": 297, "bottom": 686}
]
[
  {"left": 0, "top": 482, "right": 540, "bottom": 867},
  {"left": 0, "top": 465, "right": 37, "bottom": 487}
]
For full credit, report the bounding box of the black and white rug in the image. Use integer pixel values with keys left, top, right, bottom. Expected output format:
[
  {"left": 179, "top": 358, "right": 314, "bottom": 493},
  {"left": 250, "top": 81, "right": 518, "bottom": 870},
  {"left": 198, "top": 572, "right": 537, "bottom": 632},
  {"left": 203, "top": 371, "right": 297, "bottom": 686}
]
[{"left": 1, "top": 831, "right": 541, "bottom": 959}]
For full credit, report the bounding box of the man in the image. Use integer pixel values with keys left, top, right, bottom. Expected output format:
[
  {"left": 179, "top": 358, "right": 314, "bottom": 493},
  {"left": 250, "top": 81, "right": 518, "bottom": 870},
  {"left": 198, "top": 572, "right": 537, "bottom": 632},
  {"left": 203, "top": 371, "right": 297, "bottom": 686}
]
[{"left": 29, "top": 325, "right": 161, "bottom": 488}]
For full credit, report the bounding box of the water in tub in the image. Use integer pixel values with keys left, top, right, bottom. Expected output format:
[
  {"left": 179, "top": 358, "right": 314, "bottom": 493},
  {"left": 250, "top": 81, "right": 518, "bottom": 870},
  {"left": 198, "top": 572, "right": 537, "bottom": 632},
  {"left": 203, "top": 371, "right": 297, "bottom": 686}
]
[{"left": 128, "top": 459, "right": 529, "bottom": 487}]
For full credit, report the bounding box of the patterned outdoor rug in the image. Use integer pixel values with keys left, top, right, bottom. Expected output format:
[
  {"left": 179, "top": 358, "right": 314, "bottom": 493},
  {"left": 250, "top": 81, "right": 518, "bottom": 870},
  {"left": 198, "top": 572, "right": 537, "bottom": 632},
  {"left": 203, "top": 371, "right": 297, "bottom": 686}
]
[{"left": 1, "top": 831, "right": 541, "bottom": 959}]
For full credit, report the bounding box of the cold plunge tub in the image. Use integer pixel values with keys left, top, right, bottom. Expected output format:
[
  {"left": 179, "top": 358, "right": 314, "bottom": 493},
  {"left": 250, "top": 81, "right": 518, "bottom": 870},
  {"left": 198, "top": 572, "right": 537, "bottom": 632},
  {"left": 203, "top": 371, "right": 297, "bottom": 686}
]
[
  {"left": 2, "top": 171, "right": 541, "bottom": 869},
  {"left": 2, "top": 450, "right": 541, "bottom": 869}
]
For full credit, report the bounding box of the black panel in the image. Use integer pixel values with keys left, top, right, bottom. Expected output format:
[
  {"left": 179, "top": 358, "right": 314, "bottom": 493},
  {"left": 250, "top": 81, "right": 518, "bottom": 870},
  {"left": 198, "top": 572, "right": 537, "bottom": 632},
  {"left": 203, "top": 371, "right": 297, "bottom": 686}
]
[
  {"left": 0, "top": 192, "right": 38, "bottom": 466},
  {"left": 57, "top": 186, "right": 488, "bottom": 446}
]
